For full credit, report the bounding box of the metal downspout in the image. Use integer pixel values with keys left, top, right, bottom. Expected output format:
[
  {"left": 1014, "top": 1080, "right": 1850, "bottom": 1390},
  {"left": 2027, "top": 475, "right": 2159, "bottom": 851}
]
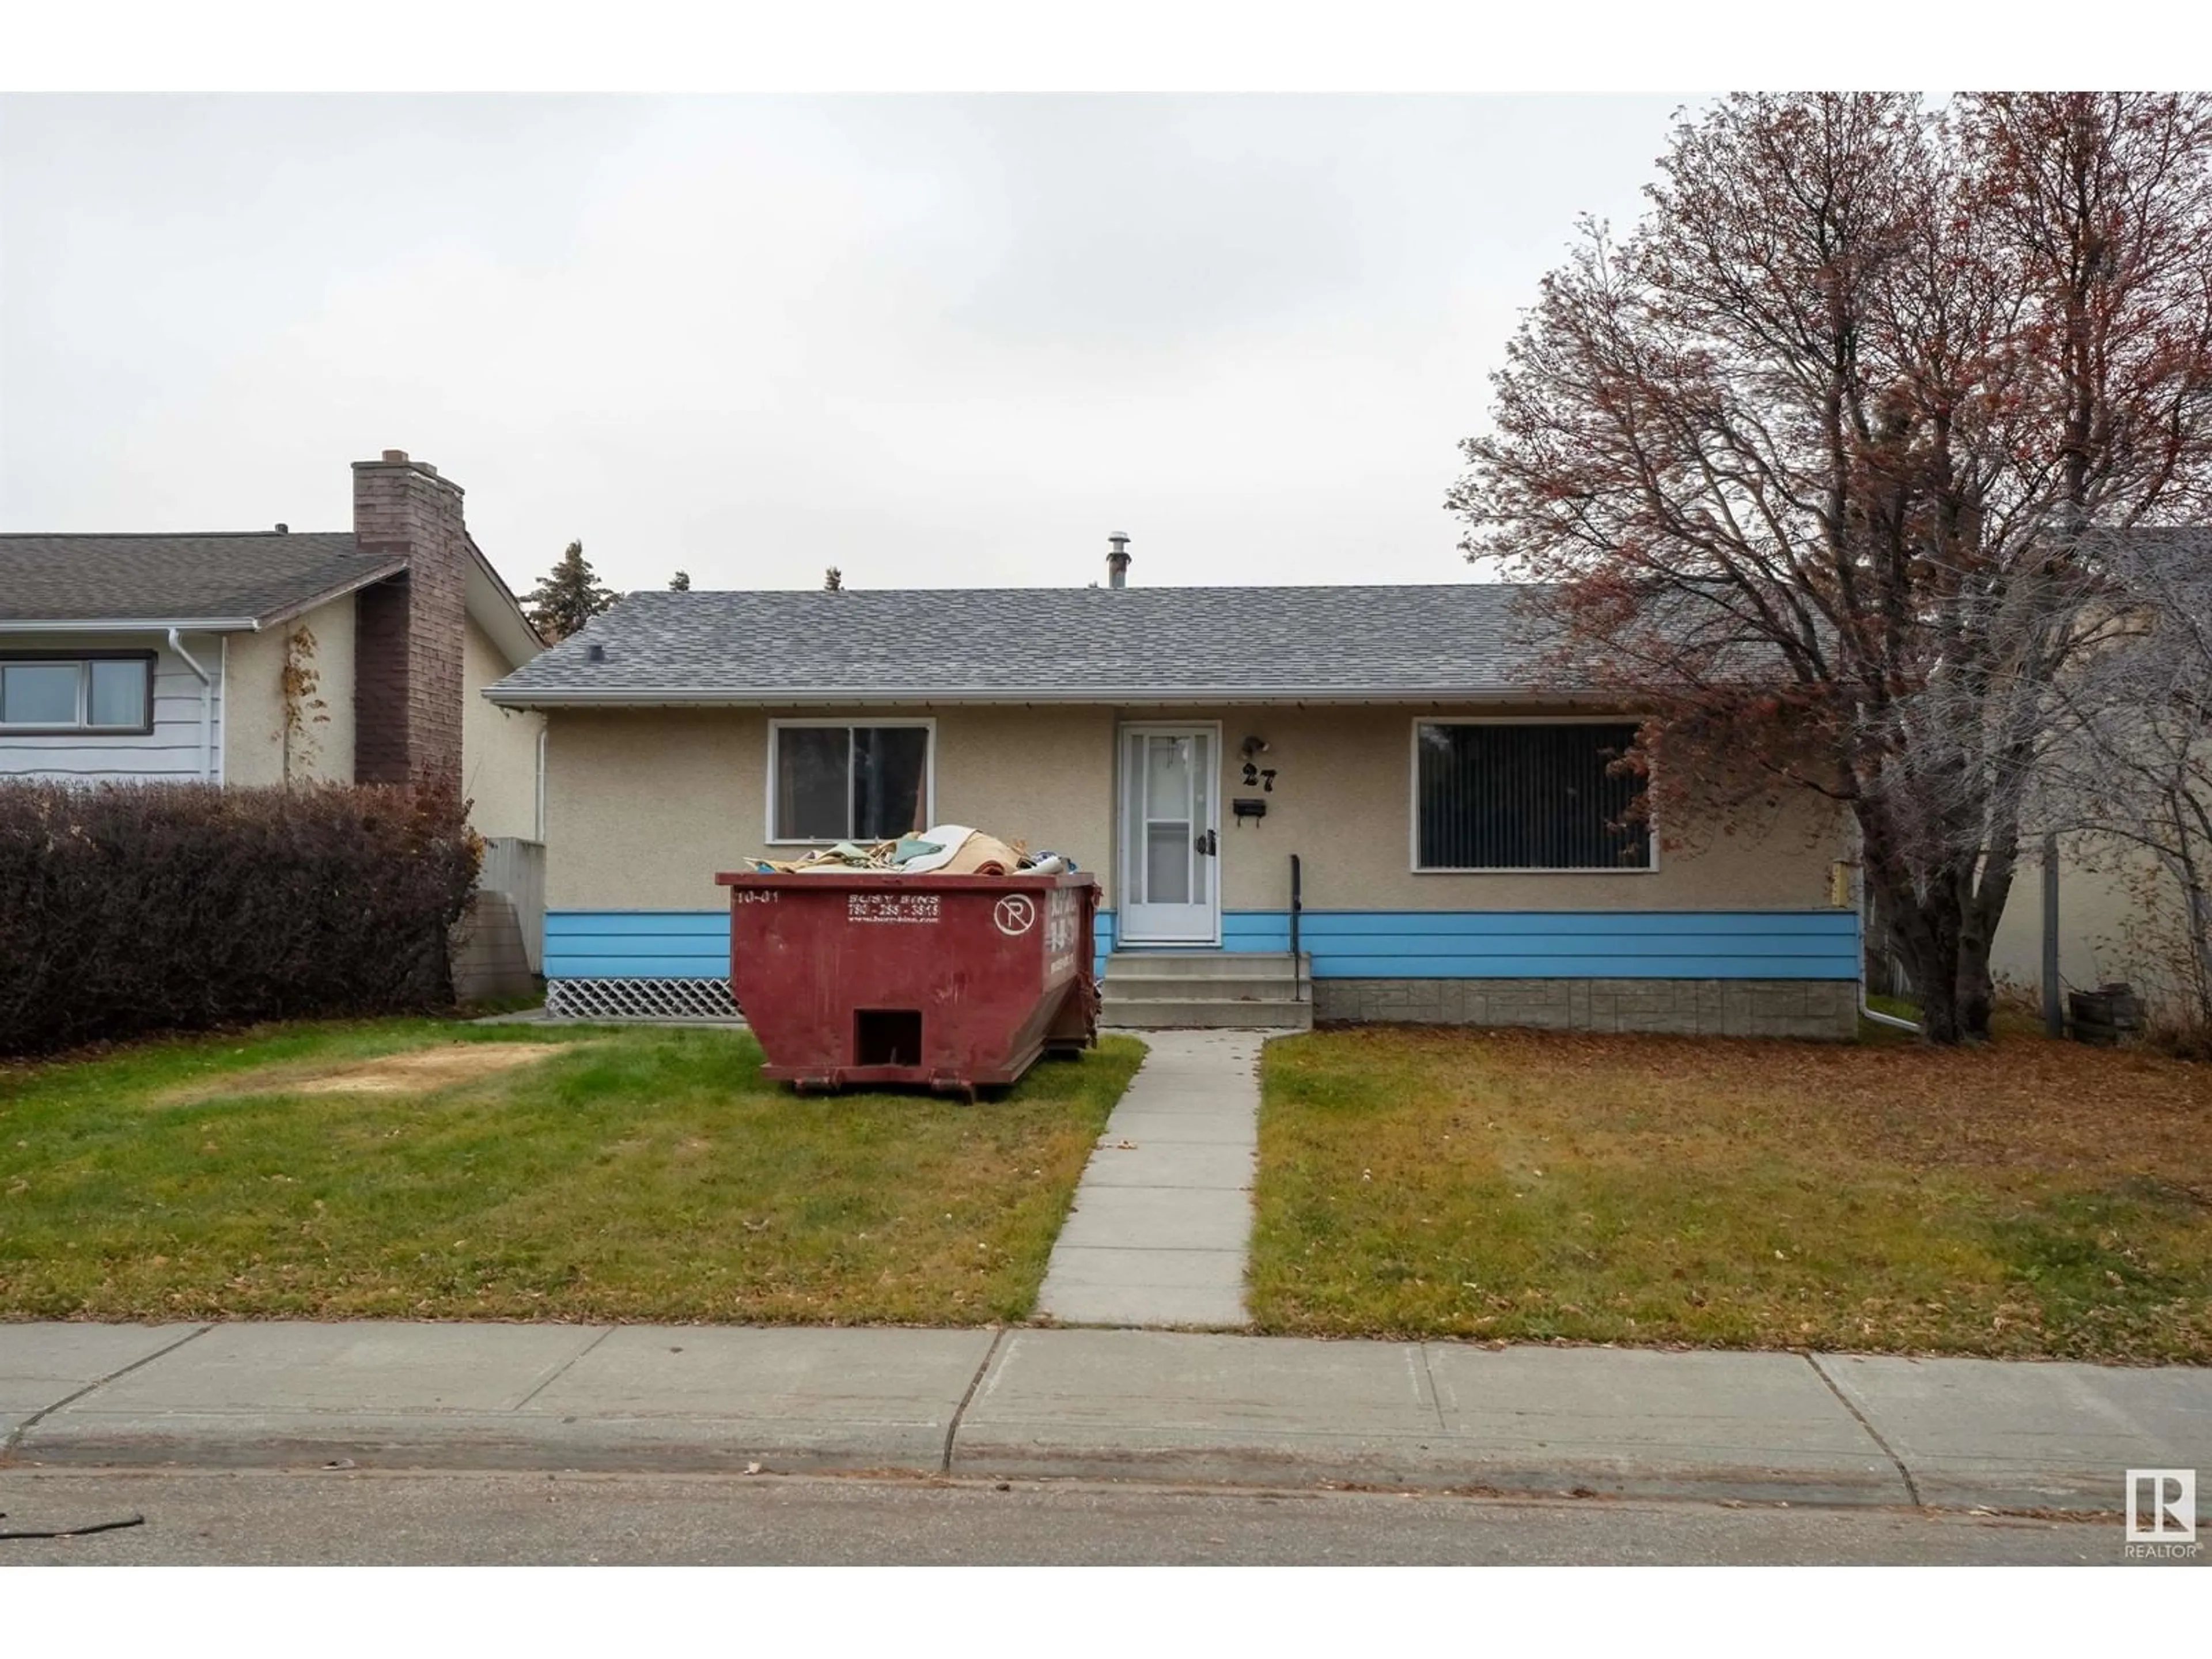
[
  {"left": 1838, "top": 838, "right": 1920, "bottom": 1035},
  {"left": 166, "top": 627, "right": 214, "bottom": 782}
]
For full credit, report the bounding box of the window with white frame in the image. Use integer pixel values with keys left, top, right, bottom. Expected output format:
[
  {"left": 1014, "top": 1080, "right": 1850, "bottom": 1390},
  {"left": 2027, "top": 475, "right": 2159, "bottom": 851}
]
[
  {"left": 0, "top": 654, "right": 154, "bottom": 734},
  {"left": 1414, "top": 720, "right": 1652, "bottom": 871},
  {"left": 769, "top": 720, "right": 933, "bottom": 842}
]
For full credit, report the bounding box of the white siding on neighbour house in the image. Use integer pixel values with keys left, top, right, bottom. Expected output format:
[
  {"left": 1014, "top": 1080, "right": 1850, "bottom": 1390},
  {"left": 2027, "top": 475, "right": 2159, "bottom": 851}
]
[{"left": 0, "top": 631, "right": 225, "bottom": 783}]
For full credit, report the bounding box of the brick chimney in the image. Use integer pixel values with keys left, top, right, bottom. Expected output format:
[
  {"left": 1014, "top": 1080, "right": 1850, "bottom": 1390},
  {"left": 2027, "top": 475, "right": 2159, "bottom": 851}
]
[{"left": 352, "top": 449, "right": 468, "bottom": 793}]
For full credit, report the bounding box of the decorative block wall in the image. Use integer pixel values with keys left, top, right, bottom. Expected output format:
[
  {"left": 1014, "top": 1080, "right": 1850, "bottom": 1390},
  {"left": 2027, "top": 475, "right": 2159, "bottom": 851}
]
[{"left": 1310, "top": 976, "right": 1859, "bottom": 1040}]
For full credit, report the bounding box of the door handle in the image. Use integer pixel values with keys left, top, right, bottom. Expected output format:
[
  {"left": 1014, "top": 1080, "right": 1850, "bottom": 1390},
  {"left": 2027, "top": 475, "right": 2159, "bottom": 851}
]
[{"left": 1195, "top": 829, "right": 1218, "bottom": 856}]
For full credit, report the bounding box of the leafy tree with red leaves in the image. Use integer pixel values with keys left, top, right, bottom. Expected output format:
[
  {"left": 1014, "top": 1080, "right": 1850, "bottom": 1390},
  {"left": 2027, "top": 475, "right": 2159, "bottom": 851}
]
[{"left": 1453, "top": 93, "right": 2212, "bottom": 1043}]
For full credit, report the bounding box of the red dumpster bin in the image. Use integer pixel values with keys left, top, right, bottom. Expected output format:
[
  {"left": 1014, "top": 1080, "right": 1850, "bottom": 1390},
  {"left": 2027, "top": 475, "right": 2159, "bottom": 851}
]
[{"left": 713, "top": 869, "right": 1100, "bottom": 1095}]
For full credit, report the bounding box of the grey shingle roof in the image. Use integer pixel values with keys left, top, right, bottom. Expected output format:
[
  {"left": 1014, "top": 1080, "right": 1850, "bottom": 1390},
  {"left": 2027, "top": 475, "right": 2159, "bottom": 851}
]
[
  {"left": 0, "top": 532, "right": 401, "bottom": 626},
  {"left": 487, "top": 584, "right": 1564, "bottom": 706}
]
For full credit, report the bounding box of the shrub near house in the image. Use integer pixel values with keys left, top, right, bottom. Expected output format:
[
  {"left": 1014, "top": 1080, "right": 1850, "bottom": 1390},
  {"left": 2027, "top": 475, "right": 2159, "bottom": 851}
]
[{"left": 0, "top": 779, "right": 478, "bottom": 1056}]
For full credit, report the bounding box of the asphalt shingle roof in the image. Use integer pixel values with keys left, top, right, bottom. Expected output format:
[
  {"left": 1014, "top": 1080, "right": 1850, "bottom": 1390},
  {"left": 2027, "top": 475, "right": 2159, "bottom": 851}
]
[
  {"left": 487, "top": 584, "right": 1561, "bottom": 704},
  {"left": 0, "top": 532, "right": 399, "bottom": 626}
]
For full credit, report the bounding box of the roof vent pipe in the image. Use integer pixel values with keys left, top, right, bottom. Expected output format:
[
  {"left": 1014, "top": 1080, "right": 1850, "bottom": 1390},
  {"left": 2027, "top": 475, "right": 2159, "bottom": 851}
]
[{"left": 1107, "top": 533, "right": 1131, "bottom": 589}]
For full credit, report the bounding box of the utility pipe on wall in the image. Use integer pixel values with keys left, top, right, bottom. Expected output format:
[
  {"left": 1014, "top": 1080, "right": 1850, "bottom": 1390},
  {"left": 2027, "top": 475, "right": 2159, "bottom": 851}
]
[
  {"left": 166, "top": 627, "right": 214, "bottom": 783},
  {"left": 1835, "top": 855, "right": 1921, "bottom": 1035},
  {"left": 2041, "top": 830, "right": 2063, "bottom": 1037}
]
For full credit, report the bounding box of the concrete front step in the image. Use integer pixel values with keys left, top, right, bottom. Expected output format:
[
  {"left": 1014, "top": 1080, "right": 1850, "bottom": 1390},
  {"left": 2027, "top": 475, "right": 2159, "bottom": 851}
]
[
  {"left": 1104, "top": 974, "right": 1305, "bottom": 1003},
  {"left": 1103, "top": 950, "right": 1309, "bottom": 979},
  {"left": 1101, "top": 997, "right": 1313, "bottom": 1031},
  {"left": 1099, "top": 951, "right": 1314, "bottom": 1031}
]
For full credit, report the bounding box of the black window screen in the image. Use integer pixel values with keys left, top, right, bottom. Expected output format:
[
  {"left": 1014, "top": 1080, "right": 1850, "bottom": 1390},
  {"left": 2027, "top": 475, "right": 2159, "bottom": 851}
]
[
  {"left": 774, "top": 724, "right": 930, "bottom": 841},
  {"left": 1416, "top": 722, "right": 1650, "bottom": 870},
  {"left": 851, "top": 725, "right": 929, "bottom": 840}
]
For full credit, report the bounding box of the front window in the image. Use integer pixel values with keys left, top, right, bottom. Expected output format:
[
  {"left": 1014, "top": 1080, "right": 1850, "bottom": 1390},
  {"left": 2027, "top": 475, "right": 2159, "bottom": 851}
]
[
  {"left": 0, "top": 655, "right": 153, "bottom": 733},
  {"left": 1414, "top": 720, "right": 1652, "bottom": 871},
  {"left": 770, "top": 721, "right": 932, "bottom": 842}
]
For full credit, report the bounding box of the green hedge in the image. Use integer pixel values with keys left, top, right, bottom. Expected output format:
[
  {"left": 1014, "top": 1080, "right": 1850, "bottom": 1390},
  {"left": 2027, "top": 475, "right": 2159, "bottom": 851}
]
[{"left": 0, "top": 780, "right": 478, "bottom": 1057}]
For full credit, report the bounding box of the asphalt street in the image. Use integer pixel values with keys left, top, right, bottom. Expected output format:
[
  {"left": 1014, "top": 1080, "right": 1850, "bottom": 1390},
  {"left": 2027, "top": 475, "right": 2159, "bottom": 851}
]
[{"left": 0, "top": 1467, "right": 2133, "bottom": 1566}]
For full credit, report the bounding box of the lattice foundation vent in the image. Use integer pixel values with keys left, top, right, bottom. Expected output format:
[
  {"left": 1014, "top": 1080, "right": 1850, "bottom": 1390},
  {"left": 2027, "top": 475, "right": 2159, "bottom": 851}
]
[{"left": 546, "top": 978, "right": 740, "bottom": 1021}]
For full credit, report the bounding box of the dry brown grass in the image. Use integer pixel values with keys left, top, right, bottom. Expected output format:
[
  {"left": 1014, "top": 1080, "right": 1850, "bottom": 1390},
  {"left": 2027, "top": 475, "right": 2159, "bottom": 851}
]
[
  {"left": 160, "top": 1042, "right": 584, "bottom": 1103},
  {"left": 1252, "top": 1026, "right": 2212, "bottom": 1361}
]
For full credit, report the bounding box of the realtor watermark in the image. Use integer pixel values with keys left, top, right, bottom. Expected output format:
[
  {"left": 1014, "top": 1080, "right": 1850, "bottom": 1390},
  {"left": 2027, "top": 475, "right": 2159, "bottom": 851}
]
[{"left": 2124, "top": 1469, "right": 2200, "bottom": 1559}]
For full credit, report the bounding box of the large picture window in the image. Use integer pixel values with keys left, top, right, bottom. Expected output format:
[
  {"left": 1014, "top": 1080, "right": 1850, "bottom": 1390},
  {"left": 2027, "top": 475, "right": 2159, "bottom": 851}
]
[
  {"left": 770, "top": 720, "right": 933, "bottom": 843},
  {"left": 1414, "top": 720, "right": 1652, "bottom": 872},
  {"left": 0, "top": 654, "right": 154, "bottom": 733}
]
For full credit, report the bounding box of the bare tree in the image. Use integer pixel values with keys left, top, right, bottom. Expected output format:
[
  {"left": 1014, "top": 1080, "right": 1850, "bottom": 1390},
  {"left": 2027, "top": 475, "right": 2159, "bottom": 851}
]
[{"left": 1452, "top": 93, "right": 2212, "bottom": 1042}]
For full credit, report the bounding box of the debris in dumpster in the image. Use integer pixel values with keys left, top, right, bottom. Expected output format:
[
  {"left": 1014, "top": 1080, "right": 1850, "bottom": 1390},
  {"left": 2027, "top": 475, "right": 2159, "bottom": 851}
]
[{"left": 748, "top": 825, "right": 1077, "bottom": 880}]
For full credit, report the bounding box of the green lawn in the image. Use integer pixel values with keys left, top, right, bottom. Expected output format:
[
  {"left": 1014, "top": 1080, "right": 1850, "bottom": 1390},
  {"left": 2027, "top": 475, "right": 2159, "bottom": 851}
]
[
  {"left": 1251, "top": 1026, "right": 2212, "bottom": 1363},
  {"left": 0, "top": 1020, "right": 1144, "bottom": 1325}
]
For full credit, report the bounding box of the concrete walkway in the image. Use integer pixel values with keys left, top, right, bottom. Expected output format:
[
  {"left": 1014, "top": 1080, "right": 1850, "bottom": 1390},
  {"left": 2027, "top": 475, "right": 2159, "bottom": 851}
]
[
  {"left": 3, "top": 1323, "right": 2205, "bottom": 1518},
  {"left": 1036, "top": 1029, "right": 1279, "bottom": 1328}
]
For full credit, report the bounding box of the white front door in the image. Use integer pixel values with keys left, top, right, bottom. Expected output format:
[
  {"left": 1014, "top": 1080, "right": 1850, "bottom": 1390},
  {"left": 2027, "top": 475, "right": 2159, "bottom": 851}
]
[{"left": 1118, "top": 724, "right": 1220, "bottom": 945}]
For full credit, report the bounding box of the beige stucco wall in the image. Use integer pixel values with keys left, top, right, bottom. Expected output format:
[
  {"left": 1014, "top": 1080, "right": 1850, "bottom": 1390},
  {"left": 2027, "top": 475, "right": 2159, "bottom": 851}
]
[
  {"left": 462, "top": 615, "right": 545, "bottom": 841},
  {"left": 544, "top": 702, "right": 1844, "bottom": 914},
  {"left": 219, "top": 595, "right": 358, "bottom": 789},
  {"left": 544, "top": 705, "right": 1112, "bottom": 910},
  {"left": 1139, "top": 705, "right": 1844, "bottom": 913},
  {"left": 1989, "top": 833, "right": 2168, "bottom": 999}
]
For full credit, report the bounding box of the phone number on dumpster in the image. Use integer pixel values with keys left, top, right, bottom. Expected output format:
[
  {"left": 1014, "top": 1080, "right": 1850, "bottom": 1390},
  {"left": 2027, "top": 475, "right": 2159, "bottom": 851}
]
[{"left": 847, "top": 893, "right": 942, "bottom": 925}]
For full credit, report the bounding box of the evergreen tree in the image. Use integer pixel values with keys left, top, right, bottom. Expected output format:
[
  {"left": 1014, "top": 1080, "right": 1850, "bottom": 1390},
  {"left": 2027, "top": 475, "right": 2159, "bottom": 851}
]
[
  {"left": 669, "top": 570, "right": 691, "bottom": 592},
  {"left": 824, "top": 567, "right": 844, "bottom": 591},
  {"left": 525, "top": 540, "right": 616, "bottom": 641}
]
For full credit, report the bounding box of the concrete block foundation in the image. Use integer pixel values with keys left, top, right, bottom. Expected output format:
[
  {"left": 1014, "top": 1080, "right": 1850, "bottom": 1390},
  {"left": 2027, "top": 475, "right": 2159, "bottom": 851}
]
[{"left": 1312, "top": 977, "right": 1858, "bottom": 1040}]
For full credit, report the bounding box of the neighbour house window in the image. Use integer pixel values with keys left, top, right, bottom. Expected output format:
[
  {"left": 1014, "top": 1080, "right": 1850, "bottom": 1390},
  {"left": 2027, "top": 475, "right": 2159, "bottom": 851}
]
[
  {"left": 1414, "top": 720, "right": 1652, "bottom": 871},
  {"left": 769, "top": 721, "right": 933, "bottom": 842},
  {"left": 0, "top": 655, "right": 153, "bottom": 733}
]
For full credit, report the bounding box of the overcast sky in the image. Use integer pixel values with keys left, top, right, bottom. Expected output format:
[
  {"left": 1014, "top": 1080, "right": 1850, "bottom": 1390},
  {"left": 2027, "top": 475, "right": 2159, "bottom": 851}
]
[{"left": 0, "top": 94, "right": 1693, "bottom": 596}]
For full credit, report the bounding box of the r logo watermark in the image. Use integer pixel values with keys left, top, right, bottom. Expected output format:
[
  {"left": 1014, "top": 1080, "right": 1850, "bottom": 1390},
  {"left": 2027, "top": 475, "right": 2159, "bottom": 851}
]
[{"left": 2124, "top": 1469, "right": 2199, "bottom": 1559}]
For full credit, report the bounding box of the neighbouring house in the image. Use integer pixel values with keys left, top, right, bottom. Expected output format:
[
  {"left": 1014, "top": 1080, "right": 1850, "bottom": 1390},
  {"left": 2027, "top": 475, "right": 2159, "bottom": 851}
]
[
  {"left": 487, "top": 540, "right": 1863, "bottom": 1037},
  {"left": 2, "top": 449, "right": 550, "bottom": 995},
  {"left": 1983, "top": 529, "right": 2212, "bottom": 1020}
]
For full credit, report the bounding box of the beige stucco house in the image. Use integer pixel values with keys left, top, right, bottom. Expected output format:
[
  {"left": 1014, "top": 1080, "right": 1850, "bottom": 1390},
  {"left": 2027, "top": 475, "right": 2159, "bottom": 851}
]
[
  {"left": 1, "top": 450, "right": 546, "bottom": 841},
  {"left": 1983, "top": 528, "right": 2212, "bottom": 1017},
  {"left": 489, "top": 548, "right": 1863, "bottom": 1036}
]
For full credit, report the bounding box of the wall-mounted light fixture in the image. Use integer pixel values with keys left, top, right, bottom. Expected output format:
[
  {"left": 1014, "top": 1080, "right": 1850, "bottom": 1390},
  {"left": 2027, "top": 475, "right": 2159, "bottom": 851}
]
[{"left": 1240, "top": 735, "right": 1272, "bottom": 790}]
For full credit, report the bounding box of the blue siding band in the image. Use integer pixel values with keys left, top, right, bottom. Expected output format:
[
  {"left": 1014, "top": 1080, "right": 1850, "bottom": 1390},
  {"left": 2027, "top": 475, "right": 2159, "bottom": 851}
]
[
  {"left": 546, "top": 955, "right": 732, "bottom": 979},
  {"left": 547, "top": 911, "right": 731, "bottom": 937},
  {"left": 1294, "top": 910, "right": 1859, "bottom": 937},
  {"left": 1312, "top": 956, "right": 1849, "bottom": 980},
  {"left": 544, "top": 910, "right": 724, "bottom": 978},
  {"left": 549, "top": 908, "right": 1859, "bottom": 983}
]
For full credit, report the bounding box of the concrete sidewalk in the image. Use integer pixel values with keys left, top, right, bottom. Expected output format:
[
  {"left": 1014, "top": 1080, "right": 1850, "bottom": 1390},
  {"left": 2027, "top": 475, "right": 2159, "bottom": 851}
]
[
  {"left": 3, "top": 1322, "right": 2204, "bottom": 1517},
  {"left": 1036, "top": 1029, "right": 1271, "bottom": 1328}
]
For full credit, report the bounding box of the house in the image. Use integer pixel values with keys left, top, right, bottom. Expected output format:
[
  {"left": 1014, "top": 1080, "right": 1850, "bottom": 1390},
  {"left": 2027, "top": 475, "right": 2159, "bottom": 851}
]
[
  {"left": 1, "top": 450, "right": 546, "bottom": 842},
  {"left": 487, "top": 540, "right": 1863, "bottom": 1037},
  {"left": 1984, "top": 528, "right": 2212, "bottom": 1017}
]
